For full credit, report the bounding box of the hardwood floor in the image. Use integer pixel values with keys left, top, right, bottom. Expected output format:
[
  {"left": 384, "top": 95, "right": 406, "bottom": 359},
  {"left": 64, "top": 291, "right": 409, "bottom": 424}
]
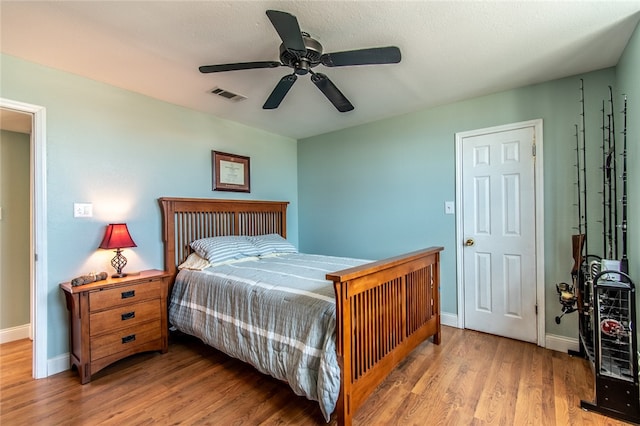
[{"left": 0, "top": 326, "right": 632, "bottom": 425}]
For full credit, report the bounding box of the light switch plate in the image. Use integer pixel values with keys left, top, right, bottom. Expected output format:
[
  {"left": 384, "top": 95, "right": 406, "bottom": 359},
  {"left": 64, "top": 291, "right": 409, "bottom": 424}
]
[
  {"left": 445, "top": 201, "right": 455, "bottom": 215},
  {"left": 74, "top": 203, "right": 93, "bottom": 218}
]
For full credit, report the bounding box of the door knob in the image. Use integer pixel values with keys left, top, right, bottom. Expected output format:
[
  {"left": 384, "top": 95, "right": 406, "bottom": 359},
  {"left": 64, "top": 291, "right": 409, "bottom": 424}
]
[{"left": 464, "top": 238, "right": 475, "bottom": 247}]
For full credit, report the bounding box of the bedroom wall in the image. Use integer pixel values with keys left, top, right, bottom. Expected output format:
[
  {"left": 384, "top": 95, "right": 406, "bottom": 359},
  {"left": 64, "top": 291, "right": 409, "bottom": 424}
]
[
  {"left": 297, "top": 67, "right": 623, "bottom": 340},
  {"left": 617, "top": 19, "right": 639, "bottom": 290},
  {"left": 616, "top": 19, "right": 640, "bottom": 339},
  {"left": 0, "top": 130, "right": 30, "bottom": 330},
  {"left": 0, "top": 54, "right": 299, "bottom": 359}
]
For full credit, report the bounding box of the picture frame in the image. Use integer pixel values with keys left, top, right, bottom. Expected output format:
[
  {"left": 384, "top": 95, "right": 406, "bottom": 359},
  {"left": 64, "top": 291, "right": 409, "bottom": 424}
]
[{"left": 211, "top": 150, "right": 250, "bottom": 192}]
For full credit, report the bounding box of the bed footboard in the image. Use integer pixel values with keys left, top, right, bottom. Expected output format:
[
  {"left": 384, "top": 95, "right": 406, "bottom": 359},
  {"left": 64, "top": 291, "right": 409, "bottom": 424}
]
[{"left": 327, "top": 246, "right": 443, "bottom": 426}]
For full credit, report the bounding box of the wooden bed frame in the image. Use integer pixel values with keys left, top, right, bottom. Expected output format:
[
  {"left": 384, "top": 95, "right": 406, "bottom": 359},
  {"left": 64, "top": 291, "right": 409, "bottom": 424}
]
[{"left": 159, "top": 197, "right": 443, "bottom": 425}]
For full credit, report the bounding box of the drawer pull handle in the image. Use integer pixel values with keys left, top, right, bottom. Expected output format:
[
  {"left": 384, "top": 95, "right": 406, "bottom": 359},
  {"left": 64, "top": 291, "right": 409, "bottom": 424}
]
[
  {"left": 121, "top": 290, "right": 135, "bottom": 299},
  {"left": 121, "top": 311, "right": 135, "bottom": 321},
  {"left": 121, "top": 334, "right": 136, "bottom": 344}
]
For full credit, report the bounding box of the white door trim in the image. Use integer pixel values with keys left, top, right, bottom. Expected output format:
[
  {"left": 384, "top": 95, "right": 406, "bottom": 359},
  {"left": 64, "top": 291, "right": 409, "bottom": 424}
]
[
  {"left": 455, "top": 119, "right": 545, "bottom": 347},
  {"left": 1, "top": 97, "right": 48, "bottom": 377}
]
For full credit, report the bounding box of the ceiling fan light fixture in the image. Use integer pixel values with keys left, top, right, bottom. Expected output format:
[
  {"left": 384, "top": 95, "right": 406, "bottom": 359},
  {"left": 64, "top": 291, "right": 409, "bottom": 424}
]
[{"left": 200, "top": 9, "right": 401, "bottom": 112}]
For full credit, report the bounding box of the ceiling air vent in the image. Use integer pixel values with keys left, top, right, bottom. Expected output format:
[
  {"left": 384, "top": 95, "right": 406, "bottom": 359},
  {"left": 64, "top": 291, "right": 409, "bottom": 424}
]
[{"left": 209, "top": 87, "right": 247, "bottom": 102}]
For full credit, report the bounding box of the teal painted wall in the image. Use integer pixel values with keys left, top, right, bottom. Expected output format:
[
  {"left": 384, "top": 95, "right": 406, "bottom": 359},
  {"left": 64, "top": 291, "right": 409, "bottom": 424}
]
[
  {"left": 617, "top": 20, "right": 640, "bottom": 288},
  {"left": 298, "top": 67, "right": 625, "bottom": 339},
  {"left": 0, "top": 130, "right": 30, "bottom": 329},
  {"left": 616, "top": 20, "right": 640, "bottom": 345},
  {"left": 0, "top": 54, "right": 298, "bottom": 358}
]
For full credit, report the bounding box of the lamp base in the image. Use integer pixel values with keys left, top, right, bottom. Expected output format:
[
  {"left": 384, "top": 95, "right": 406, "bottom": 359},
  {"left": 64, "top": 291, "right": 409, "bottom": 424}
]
[
  {"left": 110, "top": 249, "right": 128, "bottom": 279},
  {"left": 111, "top": 273, "right": 128, "bottom": 279}
]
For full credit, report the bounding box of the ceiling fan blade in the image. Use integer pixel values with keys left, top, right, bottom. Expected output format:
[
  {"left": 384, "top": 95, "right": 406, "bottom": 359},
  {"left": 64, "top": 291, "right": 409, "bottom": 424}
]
[
  {"left": 310, "top": 73, "right": 354, "bottom": 112},
  {"left": 266, "top": 10, "right": 306, "bottom": 56},
  {"left": 199, "top": 61, "right": 281, "bottom": 73},
  {"left": 263, "top": 74, "right": 298, "bottom": 109},
  {"left": 321, "top": 46, "right": 401, "bottom": 67}
]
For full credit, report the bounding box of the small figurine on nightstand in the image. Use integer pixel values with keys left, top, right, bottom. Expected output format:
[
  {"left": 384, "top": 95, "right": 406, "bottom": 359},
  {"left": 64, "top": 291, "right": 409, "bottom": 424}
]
[{"left": 71, "top": 272, "right": 108, "bottom": 287}]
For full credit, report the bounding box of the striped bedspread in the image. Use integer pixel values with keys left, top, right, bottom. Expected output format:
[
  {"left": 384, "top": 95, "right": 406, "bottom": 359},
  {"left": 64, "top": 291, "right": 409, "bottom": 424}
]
[{"left": 168, "top": 253, "right": 369, "bottom": 421}]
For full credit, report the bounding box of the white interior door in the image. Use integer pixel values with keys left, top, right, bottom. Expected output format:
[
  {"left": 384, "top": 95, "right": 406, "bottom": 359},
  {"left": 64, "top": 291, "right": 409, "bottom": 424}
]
[{"left": 458, "top": 122, "right": 538, "bottom": 343}]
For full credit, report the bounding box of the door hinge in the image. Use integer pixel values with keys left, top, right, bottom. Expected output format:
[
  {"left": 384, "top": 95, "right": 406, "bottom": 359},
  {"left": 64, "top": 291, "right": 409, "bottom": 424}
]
[
  {"left": 535, "top": 304, "right": 538, "bottom": 315},
  {"left": 532, "top": 144, "right": 536, "bottom": 157}
]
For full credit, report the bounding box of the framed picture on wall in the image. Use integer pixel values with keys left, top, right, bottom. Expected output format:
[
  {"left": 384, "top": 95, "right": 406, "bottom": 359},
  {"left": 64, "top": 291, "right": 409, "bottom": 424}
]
[{"left": 212, "top": 150, "right": 250, "bottom": 192}]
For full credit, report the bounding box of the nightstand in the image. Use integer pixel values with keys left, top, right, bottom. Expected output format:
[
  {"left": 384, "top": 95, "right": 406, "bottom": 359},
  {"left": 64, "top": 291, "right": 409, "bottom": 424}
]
[{"left": 60, "top": 269, "right": 171, "bottom": 384}]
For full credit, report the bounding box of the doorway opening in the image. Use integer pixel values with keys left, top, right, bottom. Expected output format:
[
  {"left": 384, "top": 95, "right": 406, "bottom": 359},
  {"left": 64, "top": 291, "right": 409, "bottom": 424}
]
[{"left": 0, "top": 98, "right": 48, "bottom": 378}]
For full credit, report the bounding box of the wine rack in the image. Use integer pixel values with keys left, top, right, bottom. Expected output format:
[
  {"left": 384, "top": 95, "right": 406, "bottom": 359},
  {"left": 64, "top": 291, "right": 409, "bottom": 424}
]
[{"left": 580, "top": 270, "right": 640, "bottom": 424}]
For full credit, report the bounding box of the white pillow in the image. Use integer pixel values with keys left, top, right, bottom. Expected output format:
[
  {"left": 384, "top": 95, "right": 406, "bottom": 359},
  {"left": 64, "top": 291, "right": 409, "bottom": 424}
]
[
  {"left": 178, "top": 252, "right": 211, "bottom": 271},
  {"left": 190, "top": 235, "right": 260, "bottom": 264},
  {"left": 249, "top": 233, "right": 298, "bottom": 256}
]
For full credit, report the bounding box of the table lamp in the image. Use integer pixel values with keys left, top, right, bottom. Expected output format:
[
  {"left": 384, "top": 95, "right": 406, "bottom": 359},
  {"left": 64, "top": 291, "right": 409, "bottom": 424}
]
[{"left": 99, "top": 223, "right": 137, "bottom": 278}]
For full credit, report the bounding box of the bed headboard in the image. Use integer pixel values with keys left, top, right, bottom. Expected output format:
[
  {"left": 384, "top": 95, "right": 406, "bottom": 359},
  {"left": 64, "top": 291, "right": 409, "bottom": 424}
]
[{"left": 159, "top": 197, "right": 289, "bottom": 278}]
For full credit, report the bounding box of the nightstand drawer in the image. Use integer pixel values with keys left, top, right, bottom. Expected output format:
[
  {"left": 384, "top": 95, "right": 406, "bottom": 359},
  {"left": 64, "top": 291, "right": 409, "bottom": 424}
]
[
  {"left": 90, "top": 299, "right": 161, "bottom": 336},
  {"left": 90, "top": 319, "right": 161, "bottom": 361},
  {"left": 89, "top": 280, "right": 162, "bottom": 312}
]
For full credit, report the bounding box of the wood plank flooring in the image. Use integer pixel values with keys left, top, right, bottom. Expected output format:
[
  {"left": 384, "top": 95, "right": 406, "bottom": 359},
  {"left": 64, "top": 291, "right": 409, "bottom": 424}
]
[{"left": 0, "top": 326, "right": 632, "bottom": 425}]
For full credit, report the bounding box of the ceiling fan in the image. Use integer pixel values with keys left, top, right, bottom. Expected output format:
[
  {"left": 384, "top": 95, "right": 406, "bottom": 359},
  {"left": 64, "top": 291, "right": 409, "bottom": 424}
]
[{"left": 199, "top": 10, "right": 401, "bottom": 112}]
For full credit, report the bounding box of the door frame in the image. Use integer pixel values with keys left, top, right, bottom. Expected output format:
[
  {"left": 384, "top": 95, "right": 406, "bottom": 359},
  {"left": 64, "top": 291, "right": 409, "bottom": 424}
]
[
  {"left": 455, "top": 119, "right": 545, "bottom": 347},
  {"left": 1, "top": 98, "right": 48, "bottom": 378}
]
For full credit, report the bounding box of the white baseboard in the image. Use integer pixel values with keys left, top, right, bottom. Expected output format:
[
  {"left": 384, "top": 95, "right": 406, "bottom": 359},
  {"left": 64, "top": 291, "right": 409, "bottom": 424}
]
[
  {"left": 441, "top": 312, "right": 458, "bottom": 328},
  {"left": 48, "top": 353, "right": 70, "bottom": 376},
  {"left": 545, "top": 333, "right": 579, "bottom": 354},
  {"left": 0, "top": 324, "right": 31, "bottom": 344}
]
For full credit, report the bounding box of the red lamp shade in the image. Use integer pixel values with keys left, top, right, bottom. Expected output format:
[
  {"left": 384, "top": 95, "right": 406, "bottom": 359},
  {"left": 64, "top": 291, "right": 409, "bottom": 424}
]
[
  {"left": 99, "top": 223, "right": 137, "bottom": 250},
  {"left": 99, "top": 224, "right": 137, "bottom": 278}
]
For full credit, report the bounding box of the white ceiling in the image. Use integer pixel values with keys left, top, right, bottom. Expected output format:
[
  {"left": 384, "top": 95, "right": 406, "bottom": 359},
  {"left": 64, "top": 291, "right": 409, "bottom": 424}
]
[{"left": 2, "top": 1, "right": 640, "bottom": 140}]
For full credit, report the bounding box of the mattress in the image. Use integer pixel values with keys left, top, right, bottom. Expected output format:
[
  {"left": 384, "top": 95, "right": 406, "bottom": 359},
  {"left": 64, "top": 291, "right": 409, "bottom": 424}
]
[{"left": 168, "top": 253, "right": 368, "bottom": 421}]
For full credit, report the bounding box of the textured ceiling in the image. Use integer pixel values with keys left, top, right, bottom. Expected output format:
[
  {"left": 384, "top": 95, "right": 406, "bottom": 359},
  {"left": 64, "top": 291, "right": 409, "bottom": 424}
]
[{"left": 2, "top": 1, "right": 640, "bottom": 139}]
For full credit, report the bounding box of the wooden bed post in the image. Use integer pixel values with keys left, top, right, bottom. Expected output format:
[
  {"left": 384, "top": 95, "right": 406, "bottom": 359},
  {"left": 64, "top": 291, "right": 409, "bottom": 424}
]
[
  {"left": 328, "top": 246, "right": 444, "bottom": 426},
  {"left": 334, "top": 280, "right": 353, "bottom": 426},
  {"left": 159, "top": 198, "right": 177, "bottom": 280},
  {"left": 433, "top": 249, "right": 442, "bottom": 345}
]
